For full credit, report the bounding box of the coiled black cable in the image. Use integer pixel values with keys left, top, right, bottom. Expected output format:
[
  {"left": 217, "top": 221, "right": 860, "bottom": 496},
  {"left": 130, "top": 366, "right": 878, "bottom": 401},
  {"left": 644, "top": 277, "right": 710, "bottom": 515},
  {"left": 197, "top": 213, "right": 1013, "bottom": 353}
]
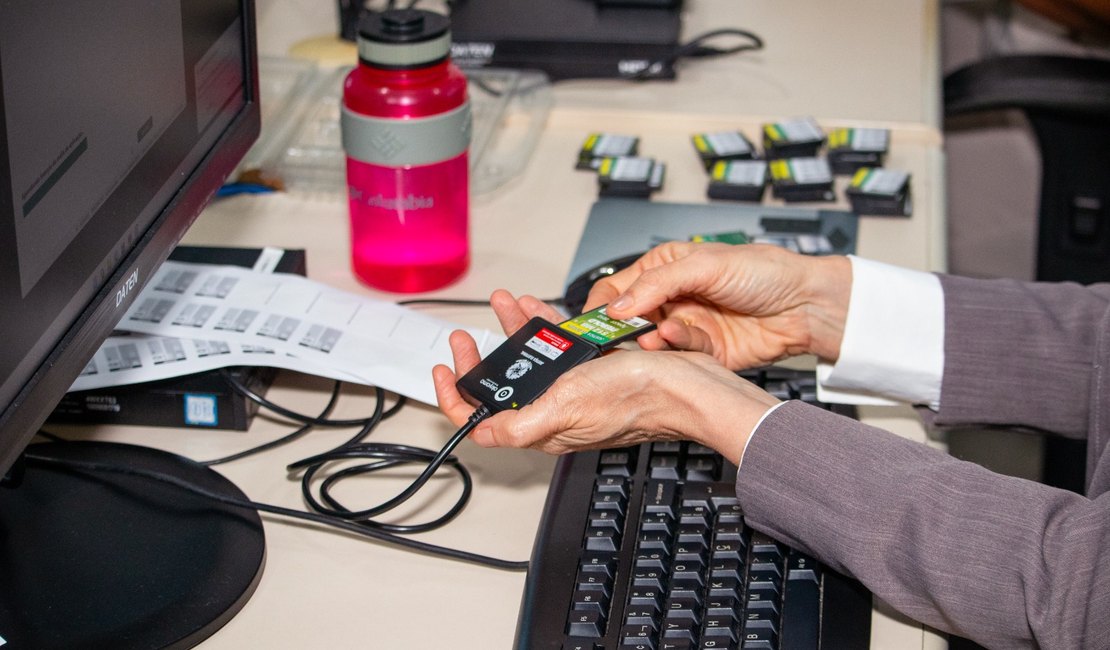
[
  {"left": 288, "top": 406, "right": 489, "bottom": 534},
  {"left": 215, "top": 370, "right": 484, "bottom": 535}
]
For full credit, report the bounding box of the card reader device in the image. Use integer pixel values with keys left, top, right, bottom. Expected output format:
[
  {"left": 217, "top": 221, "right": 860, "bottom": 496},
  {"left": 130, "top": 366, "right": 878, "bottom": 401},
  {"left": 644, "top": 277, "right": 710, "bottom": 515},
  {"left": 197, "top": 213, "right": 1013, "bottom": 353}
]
[{"left": 456, "top": 306, "right": 655, "bottom": 413}]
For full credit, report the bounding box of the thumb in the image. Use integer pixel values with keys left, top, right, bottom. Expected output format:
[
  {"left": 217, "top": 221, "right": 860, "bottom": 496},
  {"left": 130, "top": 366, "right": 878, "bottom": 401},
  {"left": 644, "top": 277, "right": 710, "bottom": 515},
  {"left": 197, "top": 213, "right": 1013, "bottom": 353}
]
[{"left": 468, "top": 407, "right": 547, "bottom": 449}]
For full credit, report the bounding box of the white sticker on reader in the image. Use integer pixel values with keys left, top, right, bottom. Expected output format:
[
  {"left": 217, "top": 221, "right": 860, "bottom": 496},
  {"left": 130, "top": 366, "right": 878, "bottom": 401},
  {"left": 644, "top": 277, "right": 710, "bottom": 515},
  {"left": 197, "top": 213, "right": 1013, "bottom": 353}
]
[{"left": 526, "top": 328, "right": 573, "bottom": 360}]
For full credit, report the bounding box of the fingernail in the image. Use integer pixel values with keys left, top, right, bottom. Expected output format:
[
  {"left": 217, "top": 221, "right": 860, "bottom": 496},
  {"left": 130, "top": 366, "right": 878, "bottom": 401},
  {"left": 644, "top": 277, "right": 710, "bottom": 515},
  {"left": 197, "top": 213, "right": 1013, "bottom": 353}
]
[{"left": 611, "top": 294, "right": 631, "bottom": 311}]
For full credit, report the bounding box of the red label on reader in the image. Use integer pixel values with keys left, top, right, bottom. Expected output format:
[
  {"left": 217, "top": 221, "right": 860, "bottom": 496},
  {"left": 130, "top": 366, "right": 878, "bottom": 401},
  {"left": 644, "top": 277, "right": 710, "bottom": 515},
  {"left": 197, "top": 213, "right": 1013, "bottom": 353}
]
[
  {"left": 526, "top": 327, "right": 574, "bottom": 361},
  {"left": 537, "top": 328, "right": 572, "bottom": 351}
]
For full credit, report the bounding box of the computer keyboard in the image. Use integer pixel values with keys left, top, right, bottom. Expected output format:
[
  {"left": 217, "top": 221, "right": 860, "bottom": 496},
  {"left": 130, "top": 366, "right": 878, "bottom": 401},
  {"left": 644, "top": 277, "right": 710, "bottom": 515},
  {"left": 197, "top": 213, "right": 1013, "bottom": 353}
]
[{"left": 515, "top": 367, "right": 871, "bottom": 650}]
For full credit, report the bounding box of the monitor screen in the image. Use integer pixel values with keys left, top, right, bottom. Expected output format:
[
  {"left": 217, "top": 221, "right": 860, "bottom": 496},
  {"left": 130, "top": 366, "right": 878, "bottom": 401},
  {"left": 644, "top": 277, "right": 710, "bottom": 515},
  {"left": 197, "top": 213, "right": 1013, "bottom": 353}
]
[{"left": 0, "top": 0, "right": 260, "bottom": 476}]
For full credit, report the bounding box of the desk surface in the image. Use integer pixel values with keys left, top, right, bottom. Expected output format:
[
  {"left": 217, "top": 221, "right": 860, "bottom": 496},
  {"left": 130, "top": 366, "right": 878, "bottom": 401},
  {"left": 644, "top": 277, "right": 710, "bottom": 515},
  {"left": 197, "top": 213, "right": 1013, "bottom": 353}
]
[{"left": 76, "top": 1, "right": 948, "bottom": 647}]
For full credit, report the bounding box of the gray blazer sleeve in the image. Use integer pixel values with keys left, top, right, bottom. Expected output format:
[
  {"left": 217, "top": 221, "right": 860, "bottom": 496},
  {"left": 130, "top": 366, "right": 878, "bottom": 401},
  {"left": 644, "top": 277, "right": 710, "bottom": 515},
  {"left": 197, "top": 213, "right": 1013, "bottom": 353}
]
[
  {"left": 734, "top": 275, "right": 1110, "bottom": 649},
  {"left": 933, "top": 275, "right": 1110, "bottom": 444}
]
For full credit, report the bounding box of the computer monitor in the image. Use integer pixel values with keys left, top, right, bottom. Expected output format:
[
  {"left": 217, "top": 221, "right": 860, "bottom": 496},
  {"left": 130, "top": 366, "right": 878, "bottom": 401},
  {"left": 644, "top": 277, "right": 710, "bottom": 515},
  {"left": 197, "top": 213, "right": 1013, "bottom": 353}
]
[{"left": 0, "top": 1, "right": 265, "bottom": 646}]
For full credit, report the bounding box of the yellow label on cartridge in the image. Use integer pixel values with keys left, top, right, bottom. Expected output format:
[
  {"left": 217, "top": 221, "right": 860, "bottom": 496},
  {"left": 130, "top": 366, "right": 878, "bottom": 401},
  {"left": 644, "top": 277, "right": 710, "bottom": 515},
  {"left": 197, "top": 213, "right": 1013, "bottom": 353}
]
[
  {"left": 711, "top": 160, "right": 728, "bottom": 180},
  {"left": 769, "top": 159, "right": 791, "bottom": 180},
  {"left": 693, "top": 135, "right": 709, "bottom": 153},
  {"left": 763, "top": 124, "right": 785, "bottom": 142},
  {"left": 850, "top": 167, "right": 872, "bottom": 188},
  {"left": 559, "top": 320, "right": 590, "bottom": 336}
]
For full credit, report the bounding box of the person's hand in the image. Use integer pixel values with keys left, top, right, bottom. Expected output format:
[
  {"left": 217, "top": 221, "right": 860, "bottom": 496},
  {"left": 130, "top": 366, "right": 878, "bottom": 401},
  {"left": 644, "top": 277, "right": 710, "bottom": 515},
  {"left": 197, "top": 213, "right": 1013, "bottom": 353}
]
[
  {"left": 587, "top": 242, "right": 852, "bottom": 369},
  {"left": 431, "top": 290, "right": 778, "bottom": 463},
  {"left": 432, "top": 289, "right": 565, "bottom": 428}
]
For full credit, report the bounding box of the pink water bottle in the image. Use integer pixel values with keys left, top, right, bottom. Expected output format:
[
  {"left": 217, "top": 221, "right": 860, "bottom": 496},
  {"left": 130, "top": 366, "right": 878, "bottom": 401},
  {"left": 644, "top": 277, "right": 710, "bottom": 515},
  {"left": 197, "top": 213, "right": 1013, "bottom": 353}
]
[{"left": 341, "top": 9, "right": 471, "bottom": 293}]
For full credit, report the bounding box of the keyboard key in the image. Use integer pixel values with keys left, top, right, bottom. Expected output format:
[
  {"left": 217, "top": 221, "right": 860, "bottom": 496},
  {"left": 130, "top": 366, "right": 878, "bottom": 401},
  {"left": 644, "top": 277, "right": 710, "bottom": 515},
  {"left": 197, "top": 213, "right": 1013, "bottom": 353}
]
[
  {"left": 673, "top": 542, "right": 709, "bottom": 564},
  {"left": 638, "top": 531, "right": 673, "bottom": 552},
  {"left": 709, "top": 557, "right": 743, "bottom": 577},
  {"left": 589, "top": 508, "right": 624, "bottom": 531},
  {"left": 702, "top": 615, "right": 739, "bottom": 641},
  {"left": 707, "top": 576, "right": 743, "bottom": 598},
  {"left": 762, "top": 380, "right": 793, "bottom": 400},
  {"left": 715, "top": 504, "right": 745, "bottom": 524},
  {"left": 652, "top": 440, "right": 683, "bottom": 454},
  {"left": 580, "top": 553, "right": 618, "bottom": 578},
  {"left": 680, "top": 483, "right": 732, "bottom": 510},
  {"left": 744, "top": 590, "right": 780, "bottom": 615},
  {"left": 749, "top": 555, "right": 783, "bottom": 581},
  {"left": 567, "top": 610, "right": 606, "bottom": 638},
  {"left": 595, "top": 476, "right": 630, "bottom": 495},
  {"left": 710, "top": 540, "right": 746, "bottom": 562},
  {"left": 600, "top": 450, "right": 633, "bottom": 466},
  {"left": 585, "top": 527, "right": 622, "bottom": 552},
  {"left": 786, "top": 552, "right": 821, "bottom": 583},
  {"left": 671, "top": 559, "right": 706, "bottom": 583},
  {"left": 663, "top": 597, "right": 701, "bottom": 624},
  {"left": 633, "top": 569, "right": 667, "bottom": 591},
  {"left": 572, "top": 588, "right": 610, "bottom": 614},
  {"left": 650, "top": 454, "right": 682, "bottom": 480},
  {"left": 678, "top": 506, "right": 711, "bottom": 528},
  {"left": 668, "top": 577, "right": 704, "bottom": 599},
  {"left": 683, "top": 457, "right": 719, "bottom": 482},
  {"left": 740, "top": 627, "right": 777, "bottom": 650},
  {"left": 601, "top": 464, "right": 633, "bottom": 478},
  {"left": 662, "top": 618, "right": 699, "bottom": 641},
  {"left": 710, "top": 494, "right": 741, "bottom": 510},
  {"left": 575, "top": 569, "right": 612, "bottom": 594},
  {"left": 705, "top": 596, "right": 741, "bottom": 617},
  {"left": 592, "top": 491, "right": 627, "bottom": 514},
  {"left": 742, "top": 610, "right": 778, "bottom": 634},
  {"left": 625, "top": 605, "right": 660, "bottom": 626},
  {"left": 641, "top": 511, "right": 675, "bottom": 534},
  {"left": 643, "top": 480, "right": 679, "bottom": 515},
  {"left": 714, "top": 523, "right": 746, "bottom": 542},
  {"left": 563, "top": 638, "right": 601, "bottom": 650},
  {"left": 677, "top": 525, "right": 710, "bottom": 546},
  {"left": 635, "top": 551, "right": 671, "bottom": 571},
  {"left": 621, "top": 623, "right": 657, "bottom": 646},
  {"left": 749, "top": 532, "right": 783, "bottom": 556},
  {"left": 628, "top": 587, "right": 665, "bottom": 611},
  {"left": 746, "top": 578, "right": 781, "bottom": 598}
]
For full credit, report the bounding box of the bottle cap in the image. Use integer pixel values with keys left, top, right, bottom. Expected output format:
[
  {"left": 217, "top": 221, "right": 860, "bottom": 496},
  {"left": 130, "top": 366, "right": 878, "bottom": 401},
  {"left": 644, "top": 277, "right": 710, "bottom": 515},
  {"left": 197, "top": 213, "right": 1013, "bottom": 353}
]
[{"left": 356, "top": 9, "right": 452, "bottom": 69}]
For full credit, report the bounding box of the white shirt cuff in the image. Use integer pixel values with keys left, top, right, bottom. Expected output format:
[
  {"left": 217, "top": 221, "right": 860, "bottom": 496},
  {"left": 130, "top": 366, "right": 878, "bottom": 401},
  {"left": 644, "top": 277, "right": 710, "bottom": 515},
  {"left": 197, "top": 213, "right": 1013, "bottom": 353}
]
[{"left": 816, "top": 256, "right": 944, "bottom": 408}]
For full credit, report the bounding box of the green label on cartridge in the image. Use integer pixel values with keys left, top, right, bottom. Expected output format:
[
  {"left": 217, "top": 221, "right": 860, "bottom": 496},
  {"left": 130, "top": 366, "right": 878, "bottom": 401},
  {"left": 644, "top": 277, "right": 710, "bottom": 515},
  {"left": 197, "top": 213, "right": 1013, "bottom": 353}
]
[{"left": 559, "top": 306, "right": 653, "bottom": 347}]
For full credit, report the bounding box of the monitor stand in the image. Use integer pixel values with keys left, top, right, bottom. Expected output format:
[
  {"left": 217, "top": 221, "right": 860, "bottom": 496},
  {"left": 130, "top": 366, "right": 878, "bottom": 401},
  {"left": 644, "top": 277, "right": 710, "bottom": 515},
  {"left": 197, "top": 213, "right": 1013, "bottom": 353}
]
[{"left": 0, "top": 441, "right": 266, "bottom": 649}]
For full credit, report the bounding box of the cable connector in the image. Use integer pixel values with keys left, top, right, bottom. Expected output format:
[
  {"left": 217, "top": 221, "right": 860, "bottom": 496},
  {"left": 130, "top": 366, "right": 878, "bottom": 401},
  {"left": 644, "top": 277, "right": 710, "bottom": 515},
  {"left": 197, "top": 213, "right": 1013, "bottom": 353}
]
[{"left": 468, "top": 404, "right": 492, "bottom": 425}]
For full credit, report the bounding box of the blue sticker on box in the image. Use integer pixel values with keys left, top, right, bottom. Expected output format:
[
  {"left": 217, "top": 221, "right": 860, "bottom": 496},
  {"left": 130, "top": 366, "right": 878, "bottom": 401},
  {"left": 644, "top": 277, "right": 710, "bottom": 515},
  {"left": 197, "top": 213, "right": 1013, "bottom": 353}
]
[{"left": 184, "top": 394, "right": 218, "bottom": 426}]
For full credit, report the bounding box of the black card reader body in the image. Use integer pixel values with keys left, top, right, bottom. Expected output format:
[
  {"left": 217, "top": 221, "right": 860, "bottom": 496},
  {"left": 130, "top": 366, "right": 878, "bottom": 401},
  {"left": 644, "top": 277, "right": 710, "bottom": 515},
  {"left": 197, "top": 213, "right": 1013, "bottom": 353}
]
[{"left": 456, "top": 306, "right": 656, "bottom": 414}]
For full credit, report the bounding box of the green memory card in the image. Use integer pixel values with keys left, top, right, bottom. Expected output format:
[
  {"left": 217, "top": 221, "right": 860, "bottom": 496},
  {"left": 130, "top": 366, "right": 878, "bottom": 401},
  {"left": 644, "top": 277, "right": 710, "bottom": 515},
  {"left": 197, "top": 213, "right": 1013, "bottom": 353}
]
[
  {"left": 690, "top": 230, "right": 750, "bottom": 245},
  {"left": 558, "top": 305, "right": 656, "bottom": 350}
]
